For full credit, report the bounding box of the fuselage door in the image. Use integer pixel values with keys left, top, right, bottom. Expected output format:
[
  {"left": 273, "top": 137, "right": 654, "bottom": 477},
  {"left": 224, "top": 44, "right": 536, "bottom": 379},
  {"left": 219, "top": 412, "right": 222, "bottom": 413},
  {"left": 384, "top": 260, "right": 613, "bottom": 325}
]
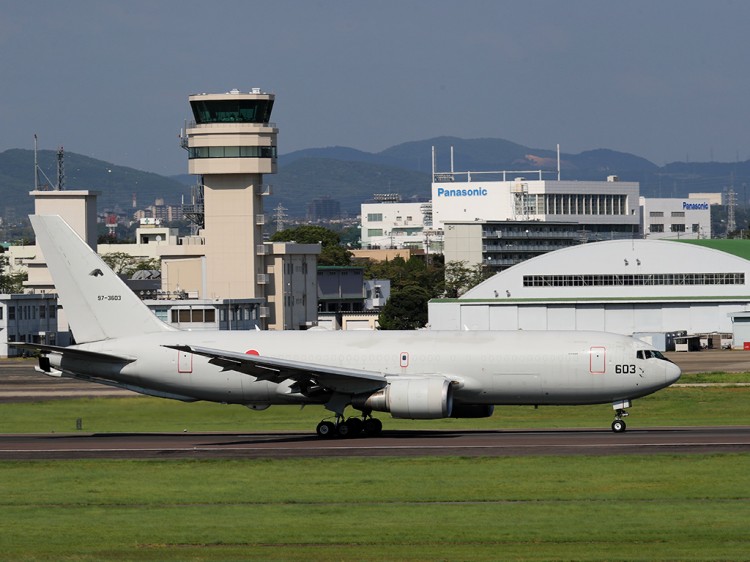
[
  {"left": 178, "top": 350, "right": 193, "bottom": 374},
  {"left": 590, "top": 346, "right": 606, "bottom": 374}
]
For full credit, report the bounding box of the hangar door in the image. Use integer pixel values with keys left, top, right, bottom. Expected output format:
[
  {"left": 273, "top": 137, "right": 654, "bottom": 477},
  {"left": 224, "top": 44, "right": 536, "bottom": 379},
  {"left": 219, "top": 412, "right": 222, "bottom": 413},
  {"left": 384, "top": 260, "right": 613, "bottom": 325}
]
[
  {"left": 459, "top": 306, "right": 490, "bottom": 330},
  {"left": 518, "top": 306, "right": 548, "bottom": 330},
  {"left": 604, "top": 304, "right": 635, "bottom": 334},
  {"left": 489, "top": 306, "right": 518, "bottom": 330},
  {"left": 547, "top": 306, "right": 576, "bottom": 330},
  {"left": 576, "top": 305, "right": 605, "bottom": 332}
]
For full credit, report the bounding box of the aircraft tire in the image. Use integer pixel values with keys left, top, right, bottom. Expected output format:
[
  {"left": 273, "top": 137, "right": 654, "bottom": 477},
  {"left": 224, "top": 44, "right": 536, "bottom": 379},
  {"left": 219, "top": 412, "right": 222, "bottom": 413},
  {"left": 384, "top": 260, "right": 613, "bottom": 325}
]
[
  {"left": 363, "top": 417, "right": 383, "bottom": 436},
  {"left": 336, "top": 421, "right": 351, "bottom": 438},
  {"left": 345, "top": 418, "right": 364, "bottom": 436},
  {"left": 316, "top": 421, "right": 336, "bottom": 438},
  {"left": 611, "top": 419, "right": 627, "bottom": 433}
]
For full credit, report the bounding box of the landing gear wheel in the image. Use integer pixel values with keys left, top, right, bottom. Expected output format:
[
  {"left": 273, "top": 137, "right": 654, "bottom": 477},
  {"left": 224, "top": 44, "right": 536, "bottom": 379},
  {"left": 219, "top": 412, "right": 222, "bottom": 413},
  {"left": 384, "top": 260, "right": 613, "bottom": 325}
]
[
  {"left": 611, "top": 419, "right": 627, "bottom": 433},
  {"left": 316, "top": 421, "right": 336, "bottom": 439},
  {"left": 336, "top": 421, "right": 351, "bottom": 438},
  {"left": 363, "top": 417, "right": 383, "bottom": 436},
  {"left": 345, "top": 417, "right": 363, "bottom": 436}
]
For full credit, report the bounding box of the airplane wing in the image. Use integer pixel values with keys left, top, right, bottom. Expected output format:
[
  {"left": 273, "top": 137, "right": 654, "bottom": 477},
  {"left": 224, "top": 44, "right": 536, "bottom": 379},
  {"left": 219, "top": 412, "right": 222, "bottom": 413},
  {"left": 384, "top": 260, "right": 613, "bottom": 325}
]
[{"left": 164, "top": 344, "right": 387, "bottom": 395}]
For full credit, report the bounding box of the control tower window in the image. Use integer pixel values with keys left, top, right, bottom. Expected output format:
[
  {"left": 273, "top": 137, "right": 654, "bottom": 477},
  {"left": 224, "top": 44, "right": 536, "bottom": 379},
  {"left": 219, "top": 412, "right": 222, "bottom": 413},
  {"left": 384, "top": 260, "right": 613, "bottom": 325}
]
[
  {"left": 190, "top": 99, "right": 274, "bottom": 124},
  {"left": 188, "top": 146, "right": 277, "bottom": 159}
]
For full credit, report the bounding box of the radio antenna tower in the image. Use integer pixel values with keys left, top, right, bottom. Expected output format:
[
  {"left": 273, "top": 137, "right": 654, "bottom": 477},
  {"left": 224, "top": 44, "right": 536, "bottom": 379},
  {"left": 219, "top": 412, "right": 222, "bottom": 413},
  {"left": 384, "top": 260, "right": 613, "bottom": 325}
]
[
  {"left": 273, "top": 203, "right": 288, "bottom": 232},
  {"left": 56, "top": 146, "right": 65, "bottom": 190},
  {"left": 727, "top": 189, "right": 737, "bottom": 235},
  {"left": 33, "top": 134, "right": 56, "bottom": 190}
]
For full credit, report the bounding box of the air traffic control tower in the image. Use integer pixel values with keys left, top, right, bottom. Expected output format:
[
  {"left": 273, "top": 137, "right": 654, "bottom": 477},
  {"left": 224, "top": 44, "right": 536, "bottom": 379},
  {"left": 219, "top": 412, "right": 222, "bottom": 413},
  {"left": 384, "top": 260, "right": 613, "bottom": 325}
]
[{"left": 183, "top": 88, "right": 277, "bottom": 300}]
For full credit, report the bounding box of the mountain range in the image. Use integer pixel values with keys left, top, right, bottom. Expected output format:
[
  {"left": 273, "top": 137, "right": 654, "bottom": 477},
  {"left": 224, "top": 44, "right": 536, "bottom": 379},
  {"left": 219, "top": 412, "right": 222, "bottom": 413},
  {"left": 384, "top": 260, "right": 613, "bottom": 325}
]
[{"left": 3, "top": 137, "right": 750, "bottom": 221}]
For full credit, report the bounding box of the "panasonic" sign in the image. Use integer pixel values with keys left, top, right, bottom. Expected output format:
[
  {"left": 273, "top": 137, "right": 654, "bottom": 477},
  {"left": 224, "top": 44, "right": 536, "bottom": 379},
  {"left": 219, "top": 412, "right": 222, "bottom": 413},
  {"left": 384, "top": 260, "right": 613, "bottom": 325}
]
[
  {"left": 436, "top": 187, "right": 488, "bottom": 197},
  {"left": 683, "top": 201, "right": 709, "bottom": 210}
]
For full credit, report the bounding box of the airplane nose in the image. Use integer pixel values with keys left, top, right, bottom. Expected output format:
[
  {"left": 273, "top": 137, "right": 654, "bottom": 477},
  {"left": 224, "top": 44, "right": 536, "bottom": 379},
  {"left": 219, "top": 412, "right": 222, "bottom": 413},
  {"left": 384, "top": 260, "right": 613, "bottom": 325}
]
[{"left": 666, "top": 362, "right": 682, "bottom": 386}]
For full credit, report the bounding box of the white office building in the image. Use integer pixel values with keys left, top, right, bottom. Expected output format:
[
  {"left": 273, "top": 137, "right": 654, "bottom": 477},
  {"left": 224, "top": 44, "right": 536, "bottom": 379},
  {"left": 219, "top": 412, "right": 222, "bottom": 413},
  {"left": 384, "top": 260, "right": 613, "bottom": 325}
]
[
  {"left": 433, "top": 172, "right": 640, "bottom": 232},
  {"left": 640, "top": 197, "right": 711, "bottom": 240},
  {"left": 361, "top": 198, "right": 437, "bottom": 251}
]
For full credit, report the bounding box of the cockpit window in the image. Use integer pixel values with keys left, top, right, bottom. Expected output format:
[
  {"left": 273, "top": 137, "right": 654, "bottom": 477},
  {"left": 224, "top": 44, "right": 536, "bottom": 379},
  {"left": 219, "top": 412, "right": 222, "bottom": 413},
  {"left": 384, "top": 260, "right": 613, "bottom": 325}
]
[{"left": 637, "top": 349, "right": 668, "bottom": 361}]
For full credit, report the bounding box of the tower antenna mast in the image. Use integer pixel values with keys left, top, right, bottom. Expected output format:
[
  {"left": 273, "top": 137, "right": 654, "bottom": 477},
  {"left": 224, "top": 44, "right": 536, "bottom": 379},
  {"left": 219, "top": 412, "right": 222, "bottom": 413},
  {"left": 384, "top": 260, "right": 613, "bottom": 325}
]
[{"left": 56, "top": 146, "right": 65, "bottom": 190}]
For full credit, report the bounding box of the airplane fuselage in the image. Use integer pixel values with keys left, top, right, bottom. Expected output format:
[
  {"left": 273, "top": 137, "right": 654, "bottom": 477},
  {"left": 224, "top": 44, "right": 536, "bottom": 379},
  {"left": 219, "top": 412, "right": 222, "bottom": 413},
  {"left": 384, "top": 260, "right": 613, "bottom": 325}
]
[{"left": 52, "top": 329, "right": 679, "bottom": 408}]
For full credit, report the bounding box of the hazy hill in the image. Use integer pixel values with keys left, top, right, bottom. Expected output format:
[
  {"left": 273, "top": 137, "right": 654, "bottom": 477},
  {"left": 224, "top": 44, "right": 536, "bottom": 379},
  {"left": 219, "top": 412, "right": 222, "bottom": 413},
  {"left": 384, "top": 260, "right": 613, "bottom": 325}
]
[
  {"left": 268, "top": 158, "right": 430, "bottom": 217},
  {"left": 0, "top": 149, "right": 190, "bottom": 222},
  {"left": 3, "top": 138, "right": 750, "bottom": 222},
  {"left": 282, "top": 137, "right": 659, "bottom": 177}
]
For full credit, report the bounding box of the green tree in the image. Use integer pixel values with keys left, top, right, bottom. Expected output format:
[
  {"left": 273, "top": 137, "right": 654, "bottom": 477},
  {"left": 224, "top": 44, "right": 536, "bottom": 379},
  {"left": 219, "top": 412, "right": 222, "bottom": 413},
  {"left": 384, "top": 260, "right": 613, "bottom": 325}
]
[
  {"left": 364, "top": 255, "right": 444, "bottom": 297},
  {"left": 0, "top": 251, "right": 27, "bottom": 293},
  {"left": 364, "top": 254, "right": 447, "bottom": 330},
  {"left": 378, "top": 285, "right": 431, "bottom": 330},
  {"left": 271, "top": 225, "right": 352, "bottom": 266},
  {"left": 443, "top": 260, "right": 491, "bottom": 298},
  {"left": 100, "top": 252, "right": 160, "bottom": 276},
  {"left": 338, "top": 225, "right": 361, "bottom": 248}
]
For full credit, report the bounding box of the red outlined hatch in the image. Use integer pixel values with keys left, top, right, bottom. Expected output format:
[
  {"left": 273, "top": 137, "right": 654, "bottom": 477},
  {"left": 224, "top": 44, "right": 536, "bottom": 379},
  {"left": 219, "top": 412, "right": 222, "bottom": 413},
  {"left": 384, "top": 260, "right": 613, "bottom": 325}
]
[
  {"left": 177, "top": 349, "right": 193, "bottom": 373},
  {"left": 590, "top": 346, "right": 606, "bottom": 374},
  {"left": 400, "top": 352, "right": 409, "bottom": 368}
]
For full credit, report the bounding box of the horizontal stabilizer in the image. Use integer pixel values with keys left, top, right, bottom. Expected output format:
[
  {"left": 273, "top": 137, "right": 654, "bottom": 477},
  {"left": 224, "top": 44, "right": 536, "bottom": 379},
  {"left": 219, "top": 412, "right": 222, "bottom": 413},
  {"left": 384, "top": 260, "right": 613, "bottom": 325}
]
[{"left": 9, "top": 342, "right": 136, "bottom": 364}]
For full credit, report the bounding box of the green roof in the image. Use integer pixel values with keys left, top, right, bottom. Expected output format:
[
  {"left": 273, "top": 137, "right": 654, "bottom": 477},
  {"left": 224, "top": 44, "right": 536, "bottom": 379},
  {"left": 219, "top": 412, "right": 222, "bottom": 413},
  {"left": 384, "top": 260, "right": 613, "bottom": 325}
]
[
  {"left": 432, "top": 295, "right": 750, "bottom": 304},
  {"left": 675, "top": 239, "right": 750, "bottom": 261}
]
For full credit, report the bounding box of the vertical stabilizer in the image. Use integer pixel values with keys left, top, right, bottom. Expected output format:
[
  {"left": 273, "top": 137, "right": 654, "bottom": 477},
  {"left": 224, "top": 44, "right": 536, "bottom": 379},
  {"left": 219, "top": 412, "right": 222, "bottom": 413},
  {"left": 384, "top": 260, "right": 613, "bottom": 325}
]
[{"left": 31, "top": 215, "right": 176, "bottom": 343}]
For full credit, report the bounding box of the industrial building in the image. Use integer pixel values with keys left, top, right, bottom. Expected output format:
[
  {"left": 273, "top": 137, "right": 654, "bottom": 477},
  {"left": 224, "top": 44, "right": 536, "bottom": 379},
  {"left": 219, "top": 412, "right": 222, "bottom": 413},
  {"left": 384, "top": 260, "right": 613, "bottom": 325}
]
[
  {"left": 0, "top": 293, "right": 59, "bottom": 357},
  {"left": 428, "top": 238, "right": 750, "bottom": 341},
  {"left": 444, "top": 220, "right": 588, "bottom": 272}
]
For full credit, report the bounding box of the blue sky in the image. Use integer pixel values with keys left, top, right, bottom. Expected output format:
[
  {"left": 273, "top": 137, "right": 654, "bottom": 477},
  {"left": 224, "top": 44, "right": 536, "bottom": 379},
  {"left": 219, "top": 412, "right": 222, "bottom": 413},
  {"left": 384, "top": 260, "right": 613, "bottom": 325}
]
[{"left": 2, "top": 0, "right": 749, "bottom": 174}]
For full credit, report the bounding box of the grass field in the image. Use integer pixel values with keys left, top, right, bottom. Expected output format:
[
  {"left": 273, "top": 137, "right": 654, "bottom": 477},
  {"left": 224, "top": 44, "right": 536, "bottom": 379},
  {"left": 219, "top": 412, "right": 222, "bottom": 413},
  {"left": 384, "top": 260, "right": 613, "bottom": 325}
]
[
  {"left": 0, "top": 455, "right": 748, "bottom": 560},
  {"left": 1, "top": 382, "right": 749, "bottom": 560},
  {"left": 1, "top": 383, "right": 749, "bottom": 434}
]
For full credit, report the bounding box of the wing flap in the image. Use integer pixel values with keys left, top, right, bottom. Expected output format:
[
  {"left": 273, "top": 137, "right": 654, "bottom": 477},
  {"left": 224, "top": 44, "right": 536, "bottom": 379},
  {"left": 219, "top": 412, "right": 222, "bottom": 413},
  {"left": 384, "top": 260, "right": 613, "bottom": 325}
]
[{"left": 165, "top": 344, "right": 387, "bottom": 394}]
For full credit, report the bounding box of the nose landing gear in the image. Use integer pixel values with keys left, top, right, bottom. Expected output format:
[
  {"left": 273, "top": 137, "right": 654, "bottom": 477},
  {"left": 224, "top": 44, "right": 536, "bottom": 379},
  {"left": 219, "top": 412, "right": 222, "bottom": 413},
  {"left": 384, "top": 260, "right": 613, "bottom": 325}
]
[
  {"left": 610, "top": 400, "right": 632, "bottom": 433},
  {"left": 611, "top": 409, "right": 629, "bottom": 433}
]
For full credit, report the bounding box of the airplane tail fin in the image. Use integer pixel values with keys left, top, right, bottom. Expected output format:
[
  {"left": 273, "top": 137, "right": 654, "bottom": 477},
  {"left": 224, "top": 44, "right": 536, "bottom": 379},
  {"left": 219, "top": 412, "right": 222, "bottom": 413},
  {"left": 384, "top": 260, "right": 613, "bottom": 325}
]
[{"left": 31, "top": 215, "right": 176, "bottom": 343}]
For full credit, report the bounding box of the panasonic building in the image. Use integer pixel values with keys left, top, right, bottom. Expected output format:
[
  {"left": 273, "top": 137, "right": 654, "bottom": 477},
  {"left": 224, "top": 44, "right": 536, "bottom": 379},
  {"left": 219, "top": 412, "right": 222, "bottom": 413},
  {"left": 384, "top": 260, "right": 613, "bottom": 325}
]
[
  {"left": 640, "top": 197, "right": 711, "bottom": 239},
  {"left": 433, "top": 155, "right": 641, "bottom": 271}
]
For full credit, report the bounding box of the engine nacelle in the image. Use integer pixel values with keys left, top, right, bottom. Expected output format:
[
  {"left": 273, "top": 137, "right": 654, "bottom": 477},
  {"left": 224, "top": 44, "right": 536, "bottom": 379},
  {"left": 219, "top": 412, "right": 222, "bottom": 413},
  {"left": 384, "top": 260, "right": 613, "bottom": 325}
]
[
  {"left": 353, "top": 378, "right": 453, "bottom": 419},
  {"left": 451, "top": 404, "right": 495, "bottom": 418}
]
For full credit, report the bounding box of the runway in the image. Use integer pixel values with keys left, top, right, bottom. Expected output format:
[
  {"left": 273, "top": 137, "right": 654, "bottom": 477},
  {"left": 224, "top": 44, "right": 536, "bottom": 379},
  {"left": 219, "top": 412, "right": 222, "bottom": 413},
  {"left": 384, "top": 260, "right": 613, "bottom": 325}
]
[{"left": 1, "top": 426, "right": 748, "bottom": 460}]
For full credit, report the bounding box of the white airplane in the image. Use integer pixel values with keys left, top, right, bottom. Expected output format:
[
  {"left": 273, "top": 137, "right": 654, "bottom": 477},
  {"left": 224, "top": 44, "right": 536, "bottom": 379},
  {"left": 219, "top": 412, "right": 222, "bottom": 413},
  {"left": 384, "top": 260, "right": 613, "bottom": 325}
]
[{"left": 12, "top": 215, "right": 681, "bottom": 437}]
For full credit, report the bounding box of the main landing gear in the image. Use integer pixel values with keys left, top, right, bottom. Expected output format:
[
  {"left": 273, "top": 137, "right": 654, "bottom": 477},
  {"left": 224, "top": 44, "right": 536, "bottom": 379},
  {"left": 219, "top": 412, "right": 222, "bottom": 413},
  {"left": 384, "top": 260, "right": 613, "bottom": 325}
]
[{"left": 316, "top": 415, "right": 382, "bottom": 439}]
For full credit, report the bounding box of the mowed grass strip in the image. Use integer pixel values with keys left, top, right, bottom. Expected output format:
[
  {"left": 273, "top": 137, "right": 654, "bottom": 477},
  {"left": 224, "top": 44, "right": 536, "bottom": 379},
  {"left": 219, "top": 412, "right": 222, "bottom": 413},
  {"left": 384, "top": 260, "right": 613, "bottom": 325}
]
[
  {"left": 0, "top": 455, "right": 748, "bottom": 560},
  {"left": 1, "top": 385, "right": 749, "bottom": 434}
]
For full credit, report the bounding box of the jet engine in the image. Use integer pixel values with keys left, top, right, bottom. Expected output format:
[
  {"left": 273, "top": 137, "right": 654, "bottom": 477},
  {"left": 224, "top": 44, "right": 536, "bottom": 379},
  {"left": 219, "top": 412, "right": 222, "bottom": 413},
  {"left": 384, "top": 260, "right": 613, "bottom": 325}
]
[{"left": 353, "top": 378, "right": 453, "bottom": 419}]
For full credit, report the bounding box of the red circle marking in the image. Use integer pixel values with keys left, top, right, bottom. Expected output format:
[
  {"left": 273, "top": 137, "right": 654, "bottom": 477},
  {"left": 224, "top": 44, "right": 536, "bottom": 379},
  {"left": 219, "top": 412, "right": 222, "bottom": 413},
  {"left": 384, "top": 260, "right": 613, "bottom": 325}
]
[{"left": 245, "top": 349, "right": 260, "bottom": 356}]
